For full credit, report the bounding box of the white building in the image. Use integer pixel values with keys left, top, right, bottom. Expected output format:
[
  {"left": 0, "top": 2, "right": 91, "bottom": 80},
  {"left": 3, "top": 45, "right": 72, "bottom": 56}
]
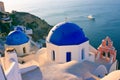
[
  {"left": 5, "top": 28, "right": 31, "bottom": 56},
  {"left": 46, "top": 22, "right": 93, "bottom": 63},
  {"left": 14, "top": 25, "right": 33, "bottom": 35},
  {"left": 46, "top": 21, "right": 118, "bottom": 79},
  {"left": 1, "top": 21, "right": 119, "bottom": 80},
  {"left": 0, "top": 48, "right": 22, "bottom": 80}
]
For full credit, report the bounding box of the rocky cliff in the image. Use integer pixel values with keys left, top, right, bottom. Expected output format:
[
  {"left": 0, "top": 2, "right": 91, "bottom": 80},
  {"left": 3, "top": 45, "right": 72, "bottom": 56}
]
[{"left": 10, "top": 11, "right": 52, "bottom": 41}]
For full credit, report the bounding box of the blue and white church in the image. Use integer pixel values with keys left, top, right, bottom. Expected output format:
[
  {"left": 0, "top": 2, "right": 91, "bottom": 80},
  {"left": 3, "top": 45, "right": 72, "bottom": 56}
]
[
  {"left": 5, "top": 26, "right": 31, "bottom": 56},
  {"left": 46, "top": 22, "right": 95, "bottom": 63}
]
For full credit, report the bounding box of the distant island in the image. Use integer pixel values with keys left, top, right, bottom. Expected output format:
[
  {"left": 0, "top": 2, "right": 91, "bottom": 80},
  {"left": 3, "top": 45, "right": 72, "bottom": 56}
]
[{"left": 0, "top": 11, "right": 52, "bottom": 46}]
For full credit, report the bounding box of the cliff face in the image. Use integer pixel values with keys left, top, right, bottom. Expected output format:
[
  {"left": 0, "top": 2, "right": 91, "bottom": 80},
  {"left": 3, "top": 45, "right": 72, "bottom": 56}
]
[{"left": 10, "top": 11, "right": 52, "bottom": 41}]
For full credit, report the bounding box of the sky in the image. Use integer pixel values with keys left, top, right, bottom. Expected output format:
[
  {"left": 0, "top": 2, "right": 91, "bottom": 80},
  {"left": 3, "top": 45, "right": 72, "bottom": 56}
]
[{"left": 0, "top": 0, "right": 44, "bottom": 12}]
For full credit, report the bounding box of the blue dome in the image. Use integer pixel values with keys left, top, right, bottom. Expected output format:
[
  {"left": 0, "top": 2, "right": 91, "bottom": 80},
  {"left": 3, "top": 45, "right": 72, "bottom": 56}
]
[
  {"left": 6, "top": 30, "right": 29, "bottom": 45},
  {"left": 47, "top": 22, "right": 88, "bottom": 46},
  {"left": 15, "top": 26, "right": 23, "bottom": 32}
]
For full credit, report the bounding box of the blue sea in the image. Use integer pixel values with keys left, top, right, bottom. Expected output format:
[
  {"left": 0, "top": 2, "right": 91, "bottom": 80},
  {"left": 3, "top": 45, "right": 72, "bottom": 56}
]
[{"left": 7, "top": 0, "right": 120, "bottom": 65}]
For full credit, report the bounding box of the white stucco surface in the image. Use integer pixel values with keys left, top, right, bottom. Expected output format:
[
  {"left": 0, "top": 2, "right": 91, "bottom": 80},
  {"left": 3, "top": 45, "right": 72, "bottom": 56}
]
[
  {"left": 5, "top": 41, "right": 30, "bottom": 56},
  {"left": 47, "top": 41, "right": 89, "bottom": 63},
  {"left": 100, "top": 70, "right": 120, "bottom": 80}
]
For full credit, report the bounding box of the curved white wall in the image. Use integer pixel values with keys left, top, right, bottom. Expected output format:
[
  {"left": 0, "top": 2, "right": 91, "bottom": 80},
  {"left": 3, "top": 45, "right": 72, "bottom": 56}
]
[
  {"left": 100, "top": 70, "right": 120, "bottom": 80},
  {"left": 47, "top": 41, "right": 89, "bottom": 63},
  {"left": 35, "top": 48, "right": 51, "bottom": 66},
  {"left": 109, "top": 60, "right": 117, "bottom": 72},
  {"left": 94, "top": 65, "right": 108, "bottom": 78},
  {"left": 5, "top": 41, "right": 30, "bottom": 56}
]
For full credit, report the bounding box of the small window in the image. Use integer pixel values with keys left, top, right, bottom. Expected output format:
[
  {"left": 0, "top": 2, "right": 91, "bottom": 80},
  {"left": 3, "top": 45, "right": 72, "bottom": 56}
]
[
  {"left": 52, "top": 50, "right": 55, "bottom": 61},
  {"left": 103, "top": 52, "right": 106, "bottom": 57},
  {"left": 23, "top": 47, "right": 26, "bottom": 53},
  {"left": 108, "top": 52, "right": 110, "bottom": 58},
  {"left": 106, "top": 41, "right": 108, "bottom": 46},
  {"left": 81, "top": 49, "right": 85, "bottom": 60}
]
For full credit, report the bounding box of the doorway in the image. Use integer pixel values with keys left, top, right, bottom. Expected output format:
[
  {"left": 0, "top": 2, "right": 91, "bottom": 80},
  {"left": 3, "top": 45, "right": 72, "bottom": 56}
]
[{"left": 66, "top": 52, "right": 71, "bottom": 62}]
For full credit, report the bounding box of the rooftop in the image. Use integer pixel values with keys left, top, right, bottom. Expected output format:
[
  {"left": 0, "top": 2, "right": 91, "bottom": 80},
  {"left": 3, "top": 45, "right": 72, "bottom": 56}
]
[
  {"left": 47, "top": 22, "right": 88, "bottom": 46},
  {"left": 6, "top": 30, "right": 29, "bottom": 45}
]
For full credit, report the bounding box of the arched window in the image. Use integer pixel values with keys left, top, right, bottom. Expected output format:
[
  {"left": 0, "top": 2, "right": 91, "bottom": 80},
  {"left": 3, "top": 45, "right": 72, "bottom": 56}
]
[
  {"left": 52, "top": 50, "right": 55, "bottom": 61},
  {"left": 108, "top": 52, "right": 110, "bottom": 58},
  {"left": 81, "top": 49, "right": 85, "bottom": 60},
  {"left": 103, "top": 51, "right": 106, "bottom": 57},
  {"left": 23, "top": 47, "right": 26, "bottom": 53},
  {"left": 106, "top": 41, "right": 108, "bottom": 46}
]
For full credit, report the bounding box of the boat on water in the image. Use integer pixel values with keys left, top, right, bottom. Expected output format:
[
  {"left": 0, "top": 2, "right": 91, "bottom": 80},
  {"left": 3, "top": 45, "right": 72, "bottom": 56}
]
[{"left": 87, "top": 15, "right": 95, "bottom": 20}]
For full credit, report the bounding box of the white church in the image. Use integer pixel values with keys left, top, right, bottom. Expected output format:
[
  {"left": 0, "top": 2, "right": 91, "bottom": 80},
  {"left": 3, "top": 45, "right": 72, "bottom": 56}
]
[
  {"left": 46, "top": 22, "right": 119, "bottom": 78},
  {"left": 46, "top": 22, "right": 90, "bottom": 63},
  {"left": 0, "top": 21, "right": 120, "bottom": 80},
  {"left": 46, "top": 22, "right": 117, "bottom": 64},
  {"left": 5, "top": 27, "right": 31, "bottom": 56}
]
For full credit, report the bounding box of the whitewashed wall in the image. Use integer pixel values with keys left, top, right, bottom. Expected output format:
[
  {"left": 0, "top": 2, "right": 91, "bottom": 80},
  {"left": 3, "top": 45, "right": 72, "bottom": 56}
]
[
  {"left": 109, "top": 60, "right": 117, "bottom": 72},
  {"left": 94, "top": 65, "right": 108, "bottom": 78},
  {"left": 5, "top": 41, "right": 30, "bottom": 56},
  {"left": 5, "top": 62, "right": 22, "bottom": 80},
  {"left": 5, "top": 50, "right": 22, "bottom": 80},
  {"left": 88, "top": 52, "right": 95, "bottom": 62},
  {"left": 0, "top": 64, "right": 5, "bottom": 80},
  {"left": 47, "top": 41, "right": 89, "bottom": 63}
]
